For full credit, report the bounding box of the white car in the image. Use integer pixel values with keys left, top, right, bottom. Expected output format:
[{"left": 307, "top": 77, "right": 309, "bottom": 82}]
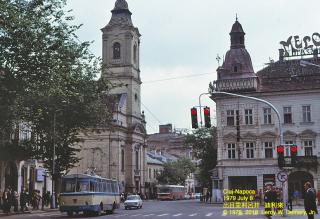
[{"left": 124, "top": 195, "right": 143, "bottom": 209}]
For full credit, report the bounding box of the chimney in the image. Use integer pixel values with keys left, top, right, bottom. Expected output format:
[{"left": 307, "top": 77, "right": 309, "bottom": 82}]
[{"left": 279, "top": 49, "right": 284, "bottom": 62}]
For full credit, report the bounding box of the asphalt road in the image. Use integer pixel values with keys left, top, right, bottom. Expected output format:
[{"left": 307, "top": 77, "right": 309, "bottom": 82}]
[{"left": 2, "top": 200, "right": 320, "bottom": 219}]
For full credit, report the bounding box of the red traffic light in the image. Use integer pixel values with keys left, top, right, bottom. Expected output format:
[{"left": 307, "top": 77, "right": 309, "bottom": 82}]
[
  {"left": 277, "top": 146, "right": 284, "bottom": 153},
  {"left": 290, "top": 145, "right": 297, "bottom": 153},
  {"left": 191, "top": 108, "right": 197, "bottom": 115},
  {"left": 204, "top": 107, "right": 210, "bottom": 115}
]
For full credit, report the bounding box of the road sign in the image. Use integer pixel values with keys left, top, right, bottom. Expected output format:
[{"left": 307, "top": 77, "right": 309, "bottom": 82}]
[{"left": 277, "top": 171, "right": 288, "bottom": 182}]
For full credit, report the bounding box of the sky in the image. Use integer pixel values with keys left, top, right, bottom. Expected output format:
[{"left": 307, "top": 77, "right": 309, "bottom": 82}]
[{"left": 66, "top": 0, "right": 320, "bottom": 134}]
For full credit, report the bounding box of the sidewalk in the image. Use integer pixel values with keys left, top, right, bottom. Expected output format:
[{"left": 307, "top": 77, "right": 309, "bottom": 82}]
[{"left": 0, "top": 207, "right": 58, "bottom": 217}]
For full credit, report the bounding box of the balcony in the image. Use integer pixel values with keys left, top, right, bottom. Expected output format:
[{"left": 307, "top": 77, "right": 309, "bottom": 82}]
[
  {"left": 210, "top": 77, "right": 258, "bottom": 92},
  {"left": 295, "top": 156, "right": 318, "bottom": 169}
]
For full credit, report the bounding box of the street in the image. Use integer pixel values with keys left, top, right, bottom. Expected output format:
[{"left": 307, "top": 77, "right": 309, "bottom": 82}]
[{"left": 3, "top": 200, "right": 320, "bottom": 219}]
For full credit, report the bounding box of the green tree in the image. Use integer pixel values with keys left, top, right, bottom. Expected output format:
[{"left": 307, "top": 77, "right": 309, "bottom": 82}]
[
  {"left": 185, "top": 127, "right": 217, "bottom": 188},
  {"left": 157, "top": 157, "right": 196, "bottom": 185},
  {"left": 0, "top": 0, "right": 112, "bottom": 177}
]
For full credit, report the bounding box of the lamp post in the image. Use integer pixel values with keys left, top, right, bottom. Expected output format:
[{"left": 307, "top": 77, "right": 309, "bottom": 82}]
[
  {"left": 51, "top": 102, "right": 66, "bottom": 209},
  {"left": 51, "top": 111, "right": 56, "bottom": 209}
]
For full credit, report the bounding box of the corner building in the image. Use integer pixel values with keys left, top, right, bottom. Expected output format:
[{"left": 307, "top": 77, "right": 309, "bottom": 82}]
[
  {"left": 70, "top": 0, "right": 147, "bottom": 194},
  {"left": 210, "top": 19, "right": 320, "bottom": 197}
]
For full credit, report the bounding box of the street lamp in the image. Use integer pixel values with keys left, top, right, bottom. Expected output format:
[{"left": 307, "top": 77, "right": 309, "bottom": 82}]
[
  {"left": 51, "top": 101, "right": 66, "bottom": 209},
  {"left": 51, "top": 110, "right": 57, "bottom": 209}
]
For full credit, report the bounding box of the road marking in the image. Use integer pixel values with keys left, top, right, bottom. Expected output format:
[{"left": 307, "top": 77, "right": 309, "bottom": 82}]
[
  {"left": 114, "top": 214, "right": 128, "bottom": 217},
  {"left": 206, "top": 213, "right": 213, "bottom": 216},
  {"left": 39, "top": 213, "right": 60, "bottom": 217},
  {"left": 189, "top": 213, "right": 198, "bottom": 217},
  {"left": 158, "top": 213, "right": 169, "bottom": 217},
  {"left": 173, "top": 213, "right": 182, "bottom": 217},
  {"left": 143, "top": 213, "right": 154, "bottom": 216},
  {"left": 130, "top": 213, "right": 142, "bottom": 217}
]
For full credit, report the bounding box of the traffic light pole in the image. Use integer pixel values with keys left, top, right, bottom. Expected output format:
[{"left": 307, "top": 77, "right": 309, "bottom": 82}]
[
  {"left": 198, "top": 92, "right": 210, "bottom": 127},
  {"left": 211, "top": 91, "right": 287, "bottom": 217}
]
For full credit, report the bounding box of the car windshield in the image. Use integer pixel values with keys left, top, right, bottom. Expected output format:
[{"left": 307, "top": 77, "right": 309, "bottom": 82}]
[{"left": 127, "top": 196, "right": 139, "bottom": 200}]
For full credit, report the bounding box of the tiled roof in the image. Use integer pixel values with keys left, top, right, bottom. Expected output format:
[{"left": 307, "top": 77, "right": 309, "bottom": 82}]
[{"left": 257, "top": 59, "right": 320, "bottom": 92}]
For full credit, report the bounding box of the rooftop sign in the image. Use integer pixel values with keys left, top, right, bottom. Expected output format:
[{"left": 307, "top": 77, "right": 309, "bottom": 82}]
[{"left": 280, "top": 33, "right": 320, "bottom": 58}]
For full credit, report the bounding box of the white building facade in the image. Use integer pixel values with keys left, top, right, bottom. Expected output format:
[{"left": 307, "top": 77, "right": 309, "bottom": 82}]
[{"left": 210, "top": 20, "right": 320, "bottom": 197}]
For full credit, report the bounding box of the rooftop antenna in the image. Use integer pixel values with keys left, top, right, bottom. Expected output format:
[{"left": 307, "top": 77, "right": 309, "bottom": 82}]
[{"left": 236, "top": 13, "right": 238, "bottom": 21}]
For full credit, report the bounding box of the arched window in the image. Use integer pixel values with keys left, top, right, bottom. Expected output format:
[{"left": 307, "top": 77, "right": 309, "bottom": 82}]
[
  {"left": 133, "top": 44, "right": 137, "bottom": 63},
  {"left": 113, "top": 42, "right": 121, "bottom": 59}
]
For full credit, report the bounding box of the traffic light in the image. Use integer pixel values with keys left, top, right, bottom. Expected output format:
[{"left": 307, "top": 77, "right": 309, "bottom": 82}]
[
  {"left": 203, "top": 107, "right": 211, "bottom": 128},
  {"left": 277, "top": 145, "right": 285, "bottom": 168},
  {"left": 191, "top": 107, "right": 198, "bottom": 129},
  {"left": 290, "top": 145, "right": 297, "bottom": 166}
]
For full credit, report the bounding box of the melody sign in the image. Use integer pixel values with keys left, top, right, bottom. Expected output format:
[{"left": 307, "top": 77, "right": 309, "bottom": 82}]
[{"left": 280, "top": 33, "right": 320, "bottom": 57}]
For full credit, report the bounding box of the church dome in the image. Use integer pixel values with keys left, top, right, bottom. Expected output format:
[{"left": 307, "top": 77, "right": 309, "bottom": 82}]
[
  {"left": 230, "top": 20, "right": 244, "bottom": 33},
  {"left": 217, "top": 19, "right": 255, "bottom": 80}
]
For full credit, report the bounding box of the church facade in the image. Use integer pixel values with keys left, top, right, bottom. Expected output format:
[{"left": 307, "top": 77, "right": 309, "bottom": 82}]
[{"left": 70, "top": 0, "right": 147, "bottom": 194}]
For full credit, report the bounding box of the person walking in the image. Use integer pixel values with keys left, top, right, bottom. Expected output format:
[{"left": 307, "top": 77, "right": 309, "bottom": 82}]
[
  {"left": 20, "top": 188, "right": 27, "bottom": 212},
  {"left": 13, "top": 190, "right": 18, "bottom": 212},
  {"left": 2, "top": 188, "right": 10, "bottom": 214},
  {"left": 264, "top": 185, "right": 276, "bottom": 219},
  {"left": 304, "top": 182, "right": 317, "bottom": 219}
]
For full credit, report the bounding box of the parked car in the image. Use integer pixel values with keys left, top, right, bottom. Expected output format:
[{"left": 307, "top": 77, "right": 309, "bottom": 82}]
[
  {"left": 194, "top": 193, "right": 201, "bottom": 199},
  {"left": 184, "top": 193, "right": 191, "bottom": 200},
  {"left": 124, "top": 195, "right": 143, "bottom": 209}
]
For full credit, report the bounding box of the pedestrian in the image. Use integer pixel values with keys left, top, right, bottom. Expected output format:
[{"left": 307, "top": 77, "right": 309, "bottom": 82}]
[
  {"left": 264, "top": 185, "right": 275, "bottom": 219},
  {"left": 206, "top": 191, "right": 209, "bottom": 203},
  {"left": 317, "top": 190, "right": 320, "bottom": 206},
  {"left": 7, "top": 187, "right": 13, "bottom": 213},
  {"left": 288, "top": 192, "right": 293, "bottom": 211},
  {"left": 304, "top": 182, "right": 317, "bottom": 219},
  {"left": 13, "top": 190, "right": 19, "bottom": 212},
  {"left": 259, "top": 189, "right": 263, "bottom": 204},
  {"left": 293, "top": 190, "right": 300, "bottom": 205},
  {"left": 20, "top": 188, "right": 27, "bottom": 212},
  {"left": 2, "top": 188, "right": 10, "bottom": 214}
]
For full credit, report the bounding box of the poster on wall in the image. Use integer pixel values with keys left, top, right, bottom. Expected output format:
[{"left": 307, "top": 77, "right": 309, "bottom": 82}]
[{"left": 36, "top": 168, "right": 45, "bottom": 182}]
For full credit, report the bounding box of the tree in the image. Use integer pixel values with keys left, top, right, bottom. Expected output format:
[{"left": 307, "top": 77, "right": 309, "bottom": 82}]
[
  {"left": 0, "top": 0, "right": 112, "bottom": 177},
  {"left": 157, "top": 158, "right": 196, "bottom": 185},
  {"left": 185, "top": 127, "right": 217, "bottom": 188}
]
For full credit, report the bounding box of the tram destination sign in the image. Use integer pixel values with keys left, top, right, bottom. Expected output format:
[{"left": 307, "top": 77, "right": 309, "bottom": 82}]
[{"left": 280, "top": 33, "right": 320, "bottom": 57}]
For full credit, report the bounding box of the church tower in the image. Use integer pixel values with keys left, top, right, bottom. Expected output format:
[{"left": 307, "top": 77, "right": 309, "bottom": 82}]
[
  {"left": 101, "top": 0, "right": 142, "bottom": 124},
  {"left": 100, "top": 0, "right": 147, "bottom": 193},
  {"left": 71, "top": 0, "right": 147, "bottom": 194}
]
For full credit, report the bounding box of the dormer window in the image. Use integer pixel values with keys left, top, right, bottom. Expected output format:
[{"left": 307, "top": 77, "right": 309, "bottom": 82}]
[
  {"left": 113, "top": 42, "right": 121, "bottom": 59},
  {"left": 233, "top": 66, "right": 238, "bottom": 72}
]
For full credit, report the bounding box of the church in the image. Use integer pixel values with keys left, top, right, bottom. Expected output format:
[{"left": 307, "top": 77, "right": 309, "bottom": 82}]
[{"left": 70, "top": 0, "right": 147, "bottom": 194}]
